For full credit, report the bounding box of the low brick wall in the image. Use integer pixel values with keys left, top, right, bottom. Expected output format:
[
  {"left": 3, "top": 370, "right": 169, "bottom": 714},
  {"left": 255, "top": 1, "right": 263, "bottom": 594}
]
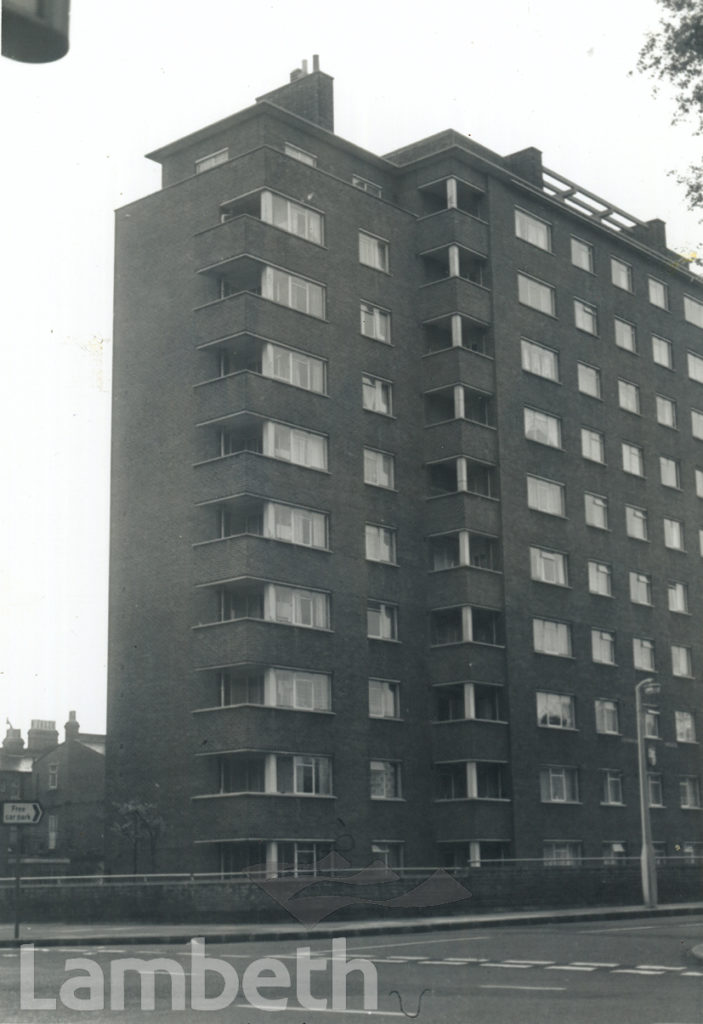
[{"left": 0, "top": 863, "right": 700, "bottom": 925}]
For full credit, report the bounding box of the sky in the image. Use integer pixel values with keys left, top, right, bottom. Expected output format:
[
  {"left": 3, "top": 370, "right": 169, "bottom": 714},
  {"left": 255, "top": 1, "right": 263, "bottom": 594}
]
[{"left": 0, "top": 0, "right": 700, "bottom": 738}]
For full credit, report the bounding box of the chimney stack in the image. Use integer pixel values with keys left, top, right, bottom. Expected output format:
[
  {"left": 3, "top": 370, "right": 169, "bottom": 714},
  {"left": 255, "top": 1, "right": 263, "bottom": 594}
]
[
  {"left": 64, "top": 710, "right": 80, "bottom": 742},
  {"left": 2, "top": 727, "right": 24, "bottom": 755},
  {"left": 27, "top": 719, "right": 58, "bottom": 754}
]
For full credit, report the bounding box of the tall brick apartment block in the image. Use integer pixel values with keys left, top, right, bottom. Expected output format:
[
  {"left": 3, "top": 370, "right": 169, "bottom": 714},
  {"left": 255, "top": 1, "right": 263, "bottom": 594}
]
[{"left": 107, "top": 60, "right": 703, "bottom": 875}]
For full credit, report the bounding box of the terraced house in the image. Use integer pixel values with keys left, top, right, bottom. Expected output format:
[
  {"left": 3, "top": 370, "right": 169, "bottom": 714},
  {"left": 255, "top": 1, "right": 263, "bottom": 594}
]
[{"left": 106, "top": 59, "right": 703, "bottom": 876}]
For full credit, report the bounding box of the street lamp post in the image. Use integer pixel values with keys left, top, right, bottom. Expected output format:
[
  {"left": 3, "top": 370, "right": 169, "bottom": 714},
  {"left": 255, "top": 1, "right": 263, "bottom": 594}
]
[{"left": 635, "top": 676, "right": 661, "bottom": 909}]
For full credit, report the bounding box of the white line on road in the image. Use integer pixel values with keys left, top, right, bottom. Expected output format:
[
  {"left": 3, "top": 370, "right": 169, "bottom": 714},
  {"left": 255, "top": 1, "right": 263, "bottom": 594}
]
[
  {"left": 504, "top": 959, "right": 555, "bottom": 965},
  {"left": 570, "top": 961, "right": 620, "bottom": 968},
  {"left": 612, "top": 969, "right": 666, "bottom": 976},
  {"left": 636, "top": 965, "right": 686, "bottom": 971},
  {"left": 579, "top": 925, "right": 658, "bottom": 933},
  {"left": 681, "top": 971, "right": 703, "bottom": 977},
  {"left": 546, "top": 965, "right": 597, "bottom": 972},
  {"left": 480, "top": 984, "right": 566, "bottom": 992},
  {"left": 416, "top": 959, "right": 463, "bottom": 965},
  {"left": 481, "top": 962, "right": 533, "bottom": 969}
]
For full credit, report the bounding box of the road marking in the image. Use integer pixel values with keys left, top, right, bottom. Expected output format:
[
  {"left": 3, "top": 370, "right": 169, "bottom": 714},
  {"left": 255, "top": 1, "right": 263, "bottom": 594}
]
[
  {"left": 637, "top": 965, "right": 686, "bottom": 971},
  {"left": 416, "top": 959, "right": 462, "bottom": 965},
  {"left": 481, "top": 962, "right": 533, "bottom": 969},
  {"left": 546, "top": 965, "right": 597, "bottom": 972},
  {"left": 480, "top": 984, "right": 566, "bottom": 992},
  {"left": 339, "top": 935, "right": 488, "bottom": 955},
  {"left": 613, "top": 968, "right": 665, "bottom": 976},
  {"left": 570, "top": 961, "right": 620, "bottom": 968},
  {"left": 444, "top": 957, "right": 481, "bottom": 962},
  {"left": 681, "top": 971, "right": 703, "bottom": 977},
  {"left": 580, "top": 925, "right": 658, "bottom": 933}
]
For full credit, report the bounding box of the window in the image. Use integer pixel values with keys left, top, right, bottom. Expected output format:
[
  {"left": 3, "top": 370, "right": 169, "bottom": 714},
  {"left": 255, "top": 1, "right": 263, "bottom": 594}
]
[
  {"left": 611, "top": 257, "right": 633, "bottom": 291},
  {"left": 263, "top": 422, "right": 327, "bottom": 470},
  {"left": 588, "top": 560, "right": 612, "bottom": 596},
  {"left": 264, "top": 502, "right": 327, "bottom": 549},
  {"left": 48, "top": 764, "right": 58, "bottom": 790},
  {"left": 668, "top": 581, "right": 688, "bottom": 613},
  {"left": 262, "top": 343, "right": 325, "bottom": 393},
  {"left": 294, "top": 755, "right": 332, "bottom": 796},
  {"left": 536, "top": 692, "right": 575, "bottom": 729},
  {"left": 675, "top": 710, "right": 696, "bottom": 743},
  {"left": 524, "top": 408, "right": 562, "bottom": 448},
  {"left": 530, "top": 547, "right": 568, "bottom": 586},
  {"left": 618, "top": 380, "right": 640, "bottom": 414},
  {"left": 574, "top": 299, "right": 598, "bottom": 335},
  {"left": 518, "top": 273, "right": 555, "bottom": 315},
  {"left": 533, "top": 618, "right": 572, "bottom": 657},
  {"left": 652, "top": 335, "right": 673, "bottom": 368},
  {"left": 370, "top": 760, "right": 401, "bottom": 799},
  {"left": 47, "top": 813, "right": 58, "bottom": 851},
  {"left": 645, "top": 710, "right": 660, "bottom": 739},
  {"left": 614, "top": 318, "right": 637, "bottom": 353},
  {"left": 267, "top": 585, "right": 330, "bottom": 629},
  {"left": 362, "top": 374, "right": 392, "bottom": 415},
  {"left": 367, "top": 601, "right": 398, "bottom": 640},
  {"left": 603, "top": 842, "right": 628, "bottom": 865},
  {"left": 629, "top": 571, "right": 652, "bottom": 605},
  {"left": 692, "top": 409, "right": 703, "bottom": 440},
  {"left": 656, "top": 395, "right": 677, "bottom": 428},
  {"left": 595, "top": 699, "right": 619, "bottom": 735},
  {"left": 681, "top": 842, "right": 703, "bottom": 863},
  {"left": 621, "top": 442, "right": 644, "bottom": 476},
  {"left": 435, "top": 682, "right": 503, "bottom": 723},
  {"left": 195, "top": 148, "right": 228, "bottom": 173},
  {"left": 648, "top": 277, "right": 668, "bottom": 309},
  {"left": 352, "top": 174, "right": 382, "bottom": 197},
  {"left": 369, "top": 679, "right": 400, "bottom": 719},
  {"left": 527, "top": 476, "right": 565, "bottom": 516},
  {"left": 543, "top": 841, "right": 582, "bottom": 866},
  {"left": 672, "top": 644, "right": 692, "bottom": 677},
  {"left": 697, "top": 469, "right": 703, "bottom": 497},
  {"left": 592, "top": 629, "right": 615, "bottom": 664},
  {"left": 581, "top": 427, "right": 605, "bottom": 463},
  {"left": 680, "top": 777, "right": 701, "bottom": 809},
  {"left": 633, "top": 638, "right": 655, "bottom": 671},
  {"left": 660, "top": 456, "right": 681, "bottom": 489},
  {"left": 577, "top": 362, "right": 601, "bottom": 398},
  {"left": 689, "top": 351, "right": 703, "bottom": 383},
  {"left": 601, "top": 770, "right": 624, "bottom": 805},
  {"left": 515, "top": 208, "right": 551, "bottom": 250},
  {"left": 269, "top": 669, "right": 331, "bottom": 712},
  {"left": 585, "top": 492, "right": 608, "bottom": 529},
  {"left": 363, "top": 448, "right": 395, "bottom": 489},
  {"left": 521, "top": 338, "right": 559, "bottom": 381},
  {"left": 372, "top": 842, "right": 404, "bottom": 869},
  {"left": 261, "top": 266, "right": 325, "bottom": 318},
  {"left": 700, "top": 528, "right": 703, "bottom": 556},
  {"left": 360, "top": 302, "right": 391, "bottom": 343},
  {"left": 430, "top": 606, "right": 503, "bottom": 646},
  {"left": 365, "top": 524, "right": 396, "bottom": 564},
  {"left": 625, "top": 505, "right": 648, "bottom": 540},
  {"left": 663, "top": 517, "right": 684, "bottom": 550},
  {"left": 684, "top": 294, "right": 703, "bottom": 327},
  {"left": 359, "top": 231, "right": 389, "bottom": 271},
  {"left": 540, "top": 766, "right": 579, "bottom": 803},
  {"left": 261, "top": 191, "right": 323, "bottom": 244},
  {"left": 571, "top": 237, "right": 594, "bottom": 272},
  {"left": 284, "top": 142, "right": 316, "bottom": 166},
  {"left": 648, "top": 774, "right": 664, "bottom": 807}
]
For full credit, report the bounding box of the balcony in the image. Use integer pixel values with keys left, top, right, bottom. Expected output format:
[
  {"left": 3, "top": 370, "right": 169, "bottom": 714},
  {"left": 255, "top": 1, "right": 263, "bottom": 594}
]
[
  {"left": 421, "top": 244, "right": 487, "bottom": 287},
  {"left": 424, "top": 313, "right": 492, "bottom": 357},
  {"left": 425, "top": 420, "right": 498, "bottom": 464},
  {"left": 424, "top": 490, "right": 502, "bottom": 537},
  {"left": 195, "top": 413, "right": 328, "bottom": 472},
  {"left": 418, "top": 177, "right": 485, "bottom": 218},
  {"left": 194, "top": 213, "right": 328, "bottom": 283},
  {"left": 192, "top": 792, "right": 336, "bottom": 842},
  {"left": 419, "top": 276, "right": 492, "bottom": 324},
  {"left": 429, "top": 605, "right": 505, "bottom": 648},
  {"left": 433, "top": 800, "right": 513, "bottom": 842},
  {"left": 426, "top": 457, "right": 498, "bottom": 499},
  {"left": 192, "top": 616, "right": 334, "bottom": 672},
  {"left": 416, "top": 207, "right": 489, "bottom": 256},
  {"left": 425, "top": 385, "right": 495, "bottom": 427},
  {"left": 193, "top": 450, "right": 334, "bottom": 509},
  {"left": 193, "top": 533, "right": 333, "bottom": 587},
  {"left": 195, "top": 577, "right": 331, "bottom": 633}
]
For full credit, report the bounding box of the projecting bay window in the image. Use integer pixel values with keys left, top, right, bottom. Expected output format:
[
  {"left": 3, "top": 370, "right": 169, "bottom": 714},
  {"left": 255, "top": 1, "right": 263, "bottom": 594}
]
[
  {"left": 218, "top": 582, "right": 330, "bottom": 630},
  {"left": 216, "top": 498, "right": 327, "bottom": 550},
  {"left": 436, "top": 761, "right": 507, "bottom": 801},
  {"left": 427, "top": 457, "right": 497, "bottom": 498},
  {"left": 434, "top": 682, "right": 504, "bottom": 722},
  {"left": 217, "top": 339, "right": 326, "bottom": 394},
  {"left": 218, "top": 667, "right": 331, "bottom": 712},
  {"left": 263, "top": 421, "right": 327, "bottom": 470},
  {"left": 430, "top": 606, "right": 504, "bottom": 646},
  {"left": 261, "top": 266, "right": 325, "bottom": 318},
  {"left": 217, "top": 752, "right": 332, "bottom": 796},
  {"left": 260, "top": 190, "right": 323, "bottom": 244},
  {"left": 429, "top": 530, "right": 500, "bottom": 571}
]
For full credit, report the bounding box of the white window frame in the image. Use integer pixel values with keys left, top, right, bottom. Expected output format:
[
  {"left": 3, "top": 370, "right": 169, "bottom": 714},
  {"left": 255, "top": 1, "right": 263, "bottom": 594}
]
[
  {"left": 530, "top": 547, "right": 568, "bottom": 586},
  {"left": 621, "top": 442, "right": 644, "bottom": 477},
  {"left": 267, "top": 668, "right": 331, "bottom": 712},
  {"left": 261, "top": 342, "right": 326, "bottom": 394},
  {"left": 672, "top": 644, "right": 692, "bottom": 677},
  {"left": 524, "top": 407, "right": 562, "bottom": 448},
  {"left": 625, "top": 505, "right": 648, "bottom": 540},
  {"left": 692, "top": 409, "right": 703, "bottom": 440},
  {"left": 264, "top": 502, "right": 328, "bottom": 549},
  {"left": 633, "top": 637, "right": 655, "bottom": 671},
  {"left": 521, "top": 338, "right": 559, "bottom": 381},
  {"left": 368, "top": 679, "right": 400, "bottom": 719},
  {"left": 514, "top": 207, "right": 551, "bottom": 251},
  {"left": 263, "top": 421, "right": 328, "bottom": 471},
  {"left": 577, "top": 362, "right": 601, "bottom": 398},
  {"left": 610, "top": 257, "right": 633, "bottom": 292},
  {"left": 617, "top": 379, "right": 640, "bottom": 414},
  {"left": 614, "top": 318, "right": 637, "bottom": 353},
  {"left": 517, "top": 273, "right": 555, "bottom": 316},
  {"left": 370, "top": 760, "right": 401, "bottom": 799},
  {"left": 675, "top": 710, "right": 696, "bottom": 744},
  {"left": 363, "top": 447, "right": 395, "bottom": 489},
  {"left": 362, "top": 374, "right": 393, "bottom": 415},
  {"left": 668, "top": 581, "right": 689, "bottom": 613},
  {"left": 360, "top": 301, "right": 391, "bottom": 342},
  {"left": 265, "top": 584, "right": 330, "bottom": 630},
  {"left": 581, "top": 427, "right": 605, "bottom": 463},
  {"left": 680, "top": 777, "right": 701, "bottom": 809},
  {"left": 540, "top": 766, "right": 579, "bottom": 803},
  {"left": 533, "top": 618, "right": 572, "bottom": 657},
  {"left": 365, "top": 523, "right": 397, "bottom": 564},
  {"left": 601, "top": 770, "right": 624, "bottom": 805},
  {"left": 527, "top": 476, "right": 565, "bottom": 516},
  {"left": 588, "top": 560, "right": 612, "bottom": 596},
  {"left": 195, "top": 148, "right": 229, "bottom": 173},
  {"left": 648, "top": 276, "right": 669, "bottom": 309},
  {"left": 284, "top": 142, "right": 317, "bottom": 166},
  {"left": 652, "top": 335, "right": 673, "bottom": 368},
  {"left": 367, "top": 601, "right": 398, "bottom": 641},
  {"left": 571, "top": 236, "right": 593, "bottom": 272},
  {"left": 595, "top": 699, "right": 619, "bottom": 735},
  {"left": 260, "top": 191, "right": 323, "bottom": 245},
  {"left": 359, "top": 230, "right": 389, "bottom": 272},
  {"left": 656, "top": 394, "right": 677, "bottom": 428},
  {"left": 629, "top": 571, "right": 652, "bottom": 605},
  {"left": 261, "top": 266, "right": 325, "bottom": 318},
  {"left": 584, "top": 492, "right": 608, "bottom": 529},
  {"left": 659, "top": 456, "right": 681, "bottom": 489},
  {"left": 591, "top": 628, "right": 615, "bottom": 665},
  {"left": 536, "top": 692, "right": 575, "bottom": 730},
  {"left": 352, "top": 174, "right": 382, "bottom": 197},
  {"left": 663, "top": 517, "right": 684, "bottom": 550},
  {"left": 684, "top": 294, "right": 703, "bottom": 328},
  {"left": 574, "top": 299, "right": 598, "bottom": 335}
]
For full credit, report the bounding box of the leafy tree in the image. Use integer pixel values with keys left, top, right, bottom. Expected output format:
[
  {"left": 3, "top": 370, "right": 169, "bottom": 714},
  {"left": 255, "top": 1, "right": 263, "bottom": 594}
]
[
  {"left": 637, "top": 0, "right": 703, "bottom": 215},
  {"left": 112, "top": 800, "right": 164, "bottom": 875}
]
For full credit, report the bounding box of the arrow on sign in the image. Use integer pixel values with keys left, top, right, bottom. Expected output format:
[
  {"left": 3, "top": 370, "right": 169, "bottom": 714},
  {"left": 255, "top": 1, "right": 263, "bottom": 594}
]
[{"left": 2, "top": 802, "right": 43, "bottom": 825}]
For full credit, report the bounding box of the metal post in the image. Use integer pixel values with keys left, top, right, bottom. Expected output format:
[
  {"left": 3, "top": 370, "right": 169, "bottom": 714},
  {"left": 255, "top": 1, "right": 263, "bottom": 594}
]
[
  {"left": 635, "top": 678, "right": 659, "bottom": 909},
  {"left": 13, "top": 827, "right": 21, "bottom": 942}
]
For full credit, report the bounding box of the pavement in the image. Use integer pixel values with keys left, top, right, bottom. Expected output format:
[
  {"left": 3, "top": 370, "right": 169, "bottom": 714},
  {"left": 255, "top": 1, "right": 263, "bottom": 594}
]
[{"left": 1, "top": 901, "right": 702, "bottom": 949}]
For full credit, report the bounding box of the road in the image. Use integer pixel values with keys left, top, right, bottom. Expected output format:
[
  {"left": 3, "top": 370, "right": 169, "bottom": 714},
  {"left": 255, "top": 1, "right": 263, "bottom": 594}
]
[{"left": 0, "top": 914, "right": 700, "bottom": 1022}]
